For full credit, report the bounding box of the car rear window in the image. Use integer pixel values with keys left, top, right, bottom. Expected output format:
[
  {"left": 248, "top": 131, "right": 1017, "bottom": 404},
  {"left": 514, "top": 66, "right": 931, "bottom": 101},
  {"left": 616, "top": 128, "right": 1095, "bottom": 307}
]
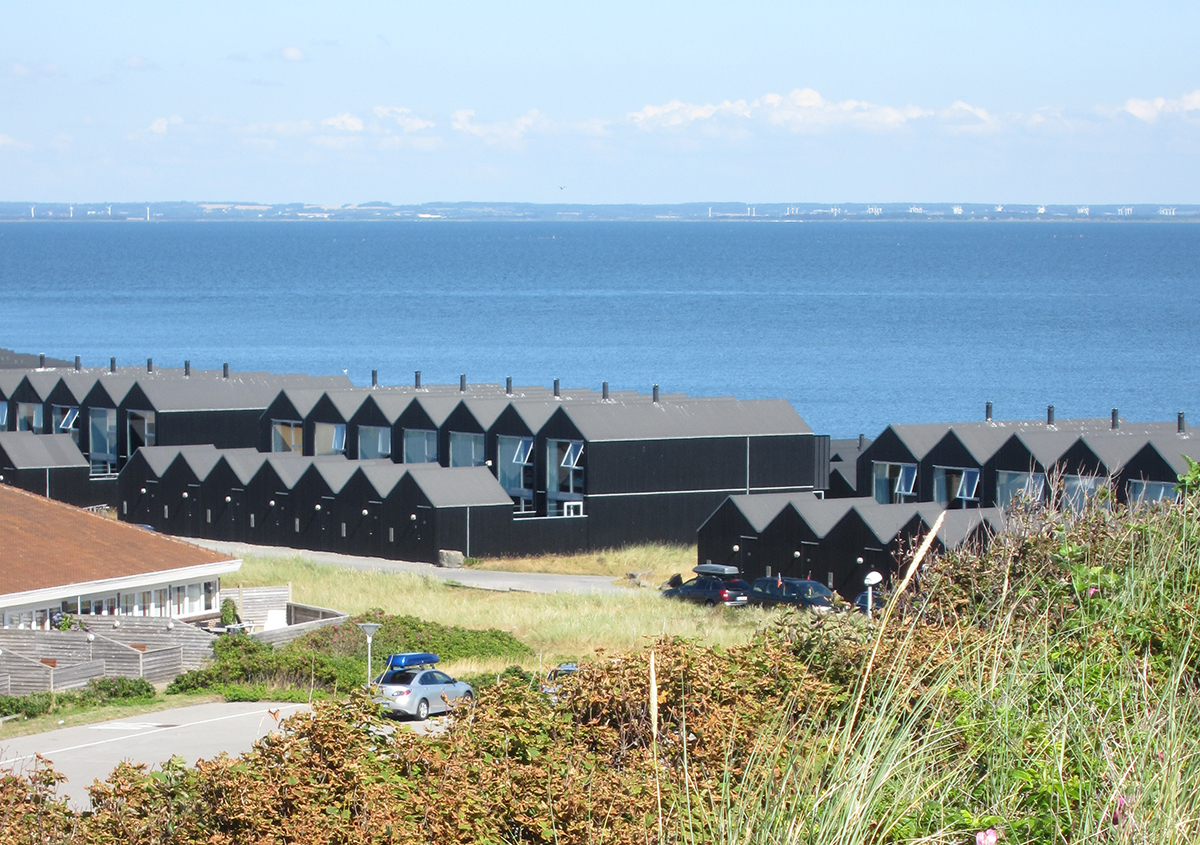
[
  {"left": 380, "top": 669, "right": 418, "bottom": 685},
  {"left": 727, "top": 579, "right": 751, "bottom": 592}
]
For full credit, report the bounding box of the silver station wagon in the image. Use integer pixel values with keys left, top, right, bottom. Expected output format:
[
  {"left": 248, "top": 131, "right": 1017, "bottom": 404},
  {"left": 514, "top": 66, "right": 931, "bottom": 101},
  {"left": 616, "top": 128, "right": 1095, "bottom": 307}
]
[{"left": 373, "top": 652, "right": 474, "bottom": 720}]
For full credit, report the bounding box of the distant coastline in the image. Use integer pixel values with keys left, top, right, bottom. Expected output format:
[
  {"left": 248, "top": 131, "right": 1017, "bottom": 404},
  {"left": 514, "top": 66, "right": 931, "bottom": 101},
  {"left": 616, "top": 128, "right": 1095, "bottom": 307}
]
[{"left": 1, "top": 201, "right": 1197, "bottom": 223}]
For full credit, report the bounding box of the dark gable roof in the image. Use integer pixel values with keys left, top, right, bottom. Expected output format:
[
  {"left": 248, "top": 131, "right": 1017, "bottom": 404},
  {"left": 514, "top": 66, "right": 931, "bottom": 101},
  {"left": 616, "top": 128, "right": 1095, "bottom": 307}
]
[
  {"left": 177, "top": 445, "right": 225, "bottom": 481},
  {"left": 323, "top": 390, "right": 369, "bottom": 420},
  {"left": 459, "top": 397, "right": 512, "bottom": 431},
  {"left": 360, "top": 393, "right": 414, "bottom": 424},
  {"left": 135, "top": 378, "right": 283, "bottom": 412},
  {"left": 0, "top": 371, "right": 26, "bottom": 398},
  {"left": 854, "top": 499, "right": 929, "bottom": 543},
  {"left": 829, "top": 437, "right": 871, "bottom": 463},
  {"left": 408, "top": 395, "right": 463, "bottom": 428},
  {"left": 507, "top": 400, "right": 563, "bottom": 434},
  {"left": 216, "top": 449, "right": 268, "bottom": 485},
  {"left": 1009, "top": 429, "right": 1082, "bottom": 470},
  {"left": 406, "top": 464, "right": 513, "bottom": 508},
  {"left": 0, "top": 432, "right": 87, "bottom": 469},
  {"left": 360, "top": 462, "right": 407, "bottom": 497},
  {"left": 19, "top": 372, "right": 62, "bottom": 401},
  {"left": 56, "top": 373, "right": 99, "bottom": 403},
  {"left": 563, "top": 398, "right": 811, "bottom": 442},
  {"left": 87, "top": 375, "right": 140, "bottom": 405},
  {"left": 1139, "top": 433, "right": 1200, "bottom": 476},
  {"left": 263, "top": 453, "right": 348, "bottom": 489},
  {"left": 131, "top": 445, "right": 190, "bottom": 477},
  {"left": 791, "top": 496, "right": 858, "bottom": 537},
  {"left": 922, "top": 506, "right": 1003, "bottom": 548},
  {"left": 1076, "top": 432, "right": 1157, "bottom": 475},
  {"left": 721, "top": 492, "right": 800, "bottom": 533},
  {"left": 885, "top": 424, "right": 953, "bottom": 462},
  {"left": 946, "top": 426, "right": 1016, "bottom": 465},
  {"left": 312, "top": 461, "right": 364, "bottom": 494},
  {"left": 276, "top": 388, "right": 326, "bottom": 420}
]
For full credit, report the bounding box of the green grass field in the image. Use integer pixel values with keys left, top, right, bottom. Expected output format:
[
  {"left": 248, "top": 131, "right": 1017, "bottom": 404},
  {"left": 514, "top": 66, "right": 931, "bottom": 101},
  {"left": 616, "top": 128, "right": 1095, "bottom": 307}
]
[{"left": 230, "top": 551, "right": 767, "bottom": 669}]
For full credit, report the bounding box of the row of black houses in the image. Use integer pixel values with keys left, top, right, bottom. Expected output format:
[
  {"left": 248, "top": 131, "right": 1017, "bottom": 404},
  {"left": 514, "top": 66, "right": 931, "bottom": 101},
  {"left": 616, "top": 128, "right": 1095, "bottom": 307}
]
[
  {"left": 697, "top": 493, "right": 1000, "bottom": 597},
  {"left": 844, "top": 409, "right": 1195, "bottom": 510}
]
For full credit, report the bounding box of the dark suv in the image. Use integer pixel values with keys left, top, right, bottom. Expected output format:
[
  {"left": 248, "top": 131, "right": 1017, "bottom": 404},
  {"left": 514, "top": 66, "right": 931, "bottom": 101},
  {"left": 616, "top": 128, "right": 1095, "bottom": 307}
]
[
  {"left": 662, "top": 575, "right": 750, "bottom": 607},
  {"left": 747, "top": 577, "right": 833, "bottom": 612}
]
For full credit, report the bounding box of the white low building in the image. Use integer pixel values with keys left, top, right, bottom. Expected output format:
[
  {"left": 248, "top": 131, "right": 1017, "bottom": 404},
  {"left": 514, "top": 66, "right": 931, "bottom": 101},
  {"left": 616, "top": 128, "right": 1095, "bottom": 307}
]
[{"left": 0, "top": 483, "right": 241, "bottom": 629}]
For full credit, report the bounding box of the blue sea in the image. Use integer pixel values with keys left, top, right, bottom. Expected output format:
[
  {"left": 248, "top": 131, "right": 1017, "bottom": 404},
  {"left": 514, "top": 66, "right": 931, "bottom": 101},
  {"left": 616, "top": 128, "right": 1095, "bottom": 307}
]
[{"left": 1, "top": 221, "right": 1197, "bottom": 438}]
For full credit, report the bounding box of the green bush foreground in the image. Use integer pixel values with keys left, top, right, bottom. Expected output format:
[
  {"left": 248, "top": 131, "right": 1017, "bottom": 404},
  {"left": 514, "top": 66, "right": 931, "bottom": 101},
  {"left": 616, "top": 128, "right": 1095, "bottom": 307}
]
[{"left": 4, "top": 469, "right": 1200, "bottom": 844}]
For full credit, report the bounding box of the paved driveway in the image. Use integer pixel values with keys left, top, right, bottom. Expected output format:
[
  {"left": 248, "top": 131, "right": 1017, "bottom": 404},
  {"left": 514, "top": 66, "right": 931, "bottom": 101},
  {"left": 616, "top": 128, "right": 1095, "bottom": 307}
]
[
  {"left": 186, "top": 539, "right": 625, "bottom": 594},
  {"left": 0, "top": 701, "right": 310, "bottom": 810}
]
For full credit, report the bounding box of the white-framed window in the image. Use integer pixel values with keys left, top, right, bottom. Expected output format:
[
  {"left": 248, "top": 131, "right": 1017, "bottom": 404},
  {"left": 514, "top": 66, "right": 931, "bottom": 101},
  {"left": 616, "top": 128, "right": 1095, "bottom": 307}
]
[
  {"left": 564, "top": 501, "right": 583, "bottom": 517},
  {"left": 272, "top": 420, "right": 303, "bottom": 453},
  {"left": 497, "top": 435, "right": 536, "bottom": 512},
  {"left": 1128, "top": 479, "right": 1178, "bottom": 507},
  {"left": 932, "top": 466, "right": 981, "bottom": 506},
  {"left": 996, "top": 471, "right": 1046, "bottom": 508},
  {"left": 16, "top": 402, "right": 43, "bottom": 432},
  {"left": 872, "top": 462, "right": 917, "bottom": 504},
  {"left": 449, "top": 431, "right": 486, "bottom": 467},
  {"left": 358, "top": 425, "right": 392, "bottom": 460},
  {"left": 547, "top": 439, "right": 585, "bottom": 516},
  {"left": 313, "top": 422, "right": 347, "bottom": 456},
  {"left": 403, "top": 428, "right": 438, "bottom": 463},
  {"left": 126, "top": 410, "right": 156, "bottom": 455},
  {"left": 53, "top": 405, "right": 80, "bottom": 443},
  {"left": 89, "top": 407, "right": 118, "bottom": 475}
]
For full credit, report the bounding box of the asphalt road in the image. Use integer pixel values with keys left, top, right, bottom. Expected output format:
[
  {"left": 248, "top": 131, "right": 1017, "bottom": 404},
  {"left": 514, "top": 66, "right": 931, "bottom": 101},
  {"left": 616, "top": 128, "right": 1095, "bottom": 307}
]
[
  {"left": 0, "top": 701, "right": 310, "bottom": 810},
  {"left": 186, "top": 539, "right": 626, "bottom": 594}
]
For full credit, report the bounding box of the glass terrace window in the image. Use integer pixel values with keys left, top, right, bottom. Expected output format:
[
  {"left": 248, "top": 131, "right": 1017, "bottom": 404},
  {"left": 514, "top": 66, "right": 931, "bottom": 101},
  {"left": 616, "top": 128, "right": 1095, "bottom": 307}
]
[
  {"left": 872, "top": 462, "right": 917, "bottom": 504},
  {"left": 15, "top": 402, "right": 43, "bottom": 432},
  {"left": 996, "top": 471, "right": 1046, "bottom": 508},
  {"left": 449, "top": 431, "right": 486, "bottom": 467},
  {"left": 403, "top": 429, "right": 438, "bottom": 463},
  {"left": 272, "top": 420, "right": 303, "bottom": 453},
  {"left": 127, "top": 410, "right": 156, "bottom": 455},
  {"left": 1128, "top": 480, "right": 1178, "bottom": 507},
  {"left": 497, "top": 435, "right": 535, "bottom": 512},
  {"left": 89, "top": 407, "right": 118, "bottom": 475},
  {"left": 1063, "top": 475, "right": 1106, "bottom": 512},
  {"left": 53, "top": 405, "right": 80, "bottom": 444},
  {"left": 358, "top": 425, "right": 392, "bottom": 460},
  {"left": 313, "top": 422, "right": 347, "bottom": 456},
  {"left": 547, "top": 439, "right": 584, "bottom": 516},
  {"left": 932, "top": 467, "right": 980, "bottom": 507}
]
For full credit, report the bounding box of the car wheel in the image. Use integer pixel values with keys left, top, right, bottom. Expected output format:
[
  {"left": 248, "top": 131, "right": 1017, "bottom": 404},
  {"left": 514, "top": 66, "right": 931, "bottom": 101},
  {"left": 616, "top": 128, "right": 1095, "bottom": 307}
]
[
  {"left": 704, "top": 599, "right": 716, "bottom": 608},
  {"left": 461, "top": 691, "right": 473, "bottom": 704},
  {"left": 415, "top": 699, "right": 429, "bottom": 721}
]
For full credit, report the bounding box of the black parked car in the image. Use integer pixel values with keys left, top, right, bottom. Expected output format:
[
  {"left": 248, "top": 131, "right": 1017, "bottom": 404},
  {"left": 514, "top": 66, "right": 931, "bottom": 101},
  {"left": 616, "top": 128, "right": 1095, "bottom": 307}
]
[
  {"left": 747, "top": 577, "right": 833, "bottom": 612},
  {"left": 662, "top": 575, "right": 750, "bottom": 607},
  {"left": 853, "top": 590, "right": 886, "bottom": 614}
]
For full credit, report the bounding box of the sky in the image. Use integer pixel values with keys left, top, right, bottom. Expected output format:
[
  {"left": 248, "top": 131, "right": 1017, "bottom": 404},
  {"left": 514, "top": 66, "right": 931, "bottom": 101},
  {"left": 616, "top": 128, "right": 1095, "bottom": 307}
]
[{"left": 2, "top": 2, "right": 1199, "bottom": 205}]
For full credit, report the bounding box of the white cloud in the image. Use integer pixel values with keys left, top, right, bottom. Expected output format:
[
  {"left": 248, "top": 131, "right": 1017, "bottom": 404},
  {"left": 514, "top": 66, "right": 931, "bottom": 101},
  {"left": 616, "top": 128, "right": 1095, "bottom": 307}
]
[
  {"left": 0, "top": 134, "right": 18, "bottom": 147},
  {"left": 938, "top": 100, "right": 1002, "bottom": 134},
  {"left": 322, "top": 113, "right": 364, "bottom": 132},
  {"left": 451, "top": 109, "right": 547, "bottom": 146},
  {"left": 373, "top": 106, "right": 434, "bottom": 133},
  {"left": 1121, "top": 90, "right": 1200, "bottom": 122},
  {"left": 149, "top": 116, "right": 183, "bottom": 133},
  {"left": 630, "top": 88, "right": 930, "bottom": 132},
  {"left": 281, "top": 47, "right": 306, "bottom": 62}
]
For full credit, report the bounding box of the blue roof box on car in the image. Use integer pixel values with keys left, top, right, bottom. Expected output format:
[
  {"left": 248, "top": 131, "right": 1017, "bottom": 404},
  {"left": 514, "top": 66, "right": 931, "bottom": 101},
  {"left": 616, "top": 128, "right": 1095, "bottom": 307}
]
[
  {"left": 384, "top": 652, "right": 439, "bottom": 669},
  {"left": 693, "top": 563, "right": 740, "bottom": 576}
]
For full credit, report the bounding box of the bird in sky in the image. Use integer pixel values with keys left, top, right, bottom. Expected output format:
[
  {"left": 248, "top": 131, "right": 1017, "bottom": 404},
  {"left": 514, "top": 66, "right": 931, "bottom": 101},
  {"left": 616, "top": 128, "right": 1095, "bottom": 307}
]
[{"left": 559, "top": 186, "right": 566, "bottom": 190}]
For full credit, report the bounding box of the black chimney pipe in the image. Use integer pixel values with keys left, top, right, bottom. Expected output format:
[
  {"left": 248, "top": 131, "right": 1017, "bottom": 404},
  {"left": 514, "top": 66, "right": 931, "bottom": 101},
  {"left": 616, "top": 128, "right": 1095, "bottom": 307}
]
[
  {"left": 184, "top": 360, "right": 190, "bottom": 377},
  {"left": 147, "top": 358, "right": 153, "bottom": 373},
  {"left": 1047, "top": 405, "right": 1055, "bottom": 426},
  {"left": 460, "top": 373, "right": 466, "bottom": 392},
  {"left": 553, "top": 378, "right": 560, "bottom": 399},
  {"left": 602, "top": 381, "right": 609, "bottom": 401},
  {"left": 652, "top": 383, "right": 660, "bottom": 403},
  {"left": 985, "top": 401, "right": 993, "bottom": 422},
  {"left": 38, "top": 353, "right": 45, "bottom": 368},
  {"left": 1111, "top": 408, "right": 1119, "bottom": 430},
  {"left": 371, "top": 369, "right": 378, "bottom": 388},
  {"left": 74, "top": 355, "right": 81, "bottom": 372},
  {"left": 415, "top": 370, "right": 421, "bottom": 389},
  {"left": 506, "top": 376, "right": 512, "bottom": 395},
  {"left": 1180, "top": 412, "right": 1187, "bottom": 434},
  {"left": 110, "top": 357, "right": 116, "bottom": 374},
  {"left": 858, "top": 433, "right": 864, "bottom": 450},
  {"left": 222, "top": 362, "right": 229, "bottom": 379}
]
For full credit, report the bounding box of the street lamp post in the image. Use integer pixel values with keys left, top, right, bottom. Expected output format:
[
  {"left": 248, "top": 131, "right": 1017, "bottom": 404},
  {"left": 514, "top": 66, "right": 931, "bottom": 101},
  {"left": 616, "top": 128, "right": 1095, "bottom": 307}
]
[
  {"left": 357, "top": 622, "right": 382, "bottom": 689},
  {"left": 863, "top": 569, "right": 882, "bottom": 621}
]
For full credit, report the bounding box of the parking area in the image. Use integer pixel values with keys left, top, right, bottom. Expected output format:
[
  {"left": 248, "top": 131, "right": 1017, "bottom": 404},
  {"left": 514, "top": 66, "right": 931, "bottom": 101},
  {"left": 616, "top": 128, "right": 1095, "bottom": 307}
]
[{"left": 0, "top": 700, "right": 311, "bottom": 809}]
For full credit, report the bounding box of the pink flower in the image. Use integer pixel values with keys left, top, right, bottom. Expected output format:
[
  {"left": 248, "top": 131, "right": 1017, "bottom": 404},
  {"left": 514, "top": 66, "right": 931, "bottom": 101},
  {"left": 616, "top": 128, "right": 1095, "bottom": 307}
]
[
  {"left": 1088, "top": 587, "right": 1099, "bottom": 597},
  {"left": 977, "top": 829, "right": 999, "bottom": 845},
  {"left": 1112, "top": 795, "right": 1128, "bottom": 826}
]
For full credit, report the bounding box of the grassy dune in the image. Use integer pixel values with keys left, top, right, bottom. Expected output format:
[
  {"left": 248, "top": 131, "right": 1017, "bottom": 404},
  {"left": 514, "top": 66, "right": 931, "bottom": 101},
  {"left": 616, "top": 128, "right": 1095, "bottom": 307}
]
[
  {"left": 230, "top": 553, "right": 766, "bottom": 666},
  {"left": 467, "top": 542, "right": 696, "bottom": 588}
]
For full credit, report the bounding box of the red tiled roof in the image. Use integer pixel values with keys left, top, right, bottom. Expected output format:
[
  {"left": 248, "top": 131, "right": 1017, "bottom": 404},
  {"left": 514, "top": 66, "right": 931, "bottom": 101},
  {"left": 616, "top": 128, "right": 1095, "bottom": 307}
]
[{"left": 0, "top": 485, "right": 234, "bottom": 596}]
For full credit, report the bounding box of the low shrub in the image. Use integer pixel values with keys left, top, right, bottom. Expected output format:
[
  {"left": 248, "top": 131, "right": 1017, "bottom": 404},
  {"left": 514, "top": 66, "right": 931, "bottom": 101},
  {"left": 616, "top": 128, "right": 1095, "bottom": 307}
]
[{"left": 81, "top": 676, "right": 155, "bottom": 704}]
